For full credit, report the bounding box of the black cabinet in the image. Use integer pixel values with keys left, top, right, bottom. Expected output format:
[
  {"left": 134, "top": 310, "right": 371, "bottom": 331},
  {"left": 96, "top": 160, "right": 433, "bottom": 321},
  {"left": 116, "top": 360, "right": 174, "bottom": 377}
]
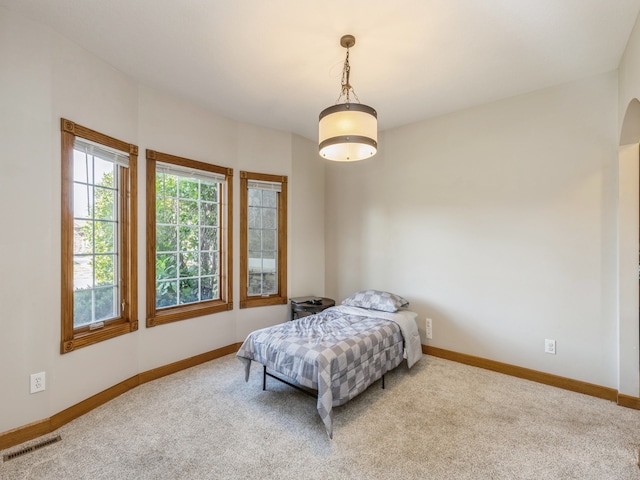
[{"left": 290, "top": 297, "right": 335, "bottom": 320}]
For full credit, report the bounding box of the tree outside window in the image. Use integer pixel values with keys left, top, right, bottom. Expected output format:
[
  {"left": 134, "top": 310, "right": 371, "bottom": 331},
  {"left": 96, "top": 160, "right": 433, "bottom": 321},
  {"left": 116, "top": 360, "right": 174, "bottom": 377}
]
[{"left": 146, "top": 150, "right": 232, "bottom": 326}]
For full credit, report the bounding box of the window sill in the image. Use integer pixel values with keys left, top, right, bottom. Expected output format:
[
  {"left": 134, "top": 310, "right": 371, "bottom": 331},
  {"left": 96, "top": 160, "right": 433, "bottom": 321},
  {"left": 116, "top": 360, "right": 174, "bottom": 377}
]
[
  {"left": 240, "top": 296, "right": 287, "bottom": 309},
  {"left": 147, "top": 300, "right": 232, "bottom": 327}
]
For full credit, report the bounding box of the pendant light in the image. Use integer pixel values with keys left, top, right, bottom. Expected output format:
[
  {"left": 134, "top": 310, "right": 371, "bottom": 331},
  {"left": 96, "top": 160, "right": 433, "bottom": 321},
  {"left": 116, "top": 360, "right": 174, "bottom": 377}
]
[{"left": 318, "top": 35, "right": 377, "bottom": 162}]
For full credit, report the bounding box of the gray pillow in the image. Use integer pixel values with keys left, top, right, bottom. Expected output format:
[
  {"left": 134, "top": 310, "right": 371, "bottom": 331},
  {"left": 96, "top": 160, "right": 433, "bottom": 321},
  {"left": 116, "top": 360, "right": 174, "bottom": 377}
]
[{"left": 341, "top": 290, "right": 409, "bottom": 313}]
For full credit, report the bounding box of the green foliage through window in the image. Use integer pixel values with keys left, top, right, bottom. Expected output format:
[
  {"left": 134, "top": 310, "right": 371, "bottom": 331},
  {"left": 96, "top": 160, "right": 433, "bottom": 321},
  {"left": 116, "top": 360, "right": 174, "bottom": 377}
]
[
  {"left": 155, "top": 171, "right": 221, "bottom": 308},
  {"left": 72, "top": 147, "right": 120, "bottom": 328}
]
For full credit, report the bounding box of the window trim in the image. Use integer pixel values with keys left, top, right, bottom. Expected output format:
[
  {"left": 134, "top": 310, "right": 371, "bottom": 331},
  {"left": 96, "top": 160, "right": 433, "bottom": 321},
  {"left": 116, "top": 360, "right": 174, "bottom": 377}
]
[
  {"left": 146, "top": 149, "right": 233, "bottom": 327},
  {"left": 60, "top": 118, "right": 138, "bottom": 353},
  {"left": 240, "top": 170, "right": 288, "bottom": 309}
]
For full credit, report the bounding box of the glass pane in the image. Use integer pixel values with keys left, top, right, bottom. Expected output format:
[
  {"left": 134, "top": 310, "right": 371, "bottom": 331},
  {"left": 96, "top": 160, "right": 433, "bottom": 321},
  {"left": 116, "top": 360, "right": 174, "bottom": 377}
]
[
  {"left": 94, "top": 157, "right": 115, "bottom": 187},
  {"left": 156, "top": 173, "right": 178, "bottom": 197},
  {"left": 94, "top": 221, "right": 115, "bottom": 253},
  {"left": 156, "top": 253, "right": 177, "bottom": 280},
  {"left": 262, "top": 273, "right": 276, "bottom": 294},
  {"left": 200, "top": 252, "right": 218, "bottom": 276},
  {"left": 263, "top": 251, "right": 277, "bottom": 273},
  {"left": 262, "top": 229, "right": 276, "bottom": 251},
  {"left": 249, "top": 229, "right": 261, "bottom": 251},
  {"left": 262, "top": 207, "right": 276, "bottom": 229},
  {"left": 200, "top": 276, "right": 214, "bottom": 301},
  {"left": 157, "top": 225, "right": 177, "bottom": 251},
  {"left": 156, "top": 197, "right": 177, "bottom": 224},
  {"left": 179, "top": 226, "right": 199, "bottom": 252},
  {"left": 248, "top": 188, "right": 262, "bottom": 207},
  {"left": 211, "top": 275, "right": 219, "bottom": 298},
  {"left": 153, "top": 172, "right": 226, "bottom": 309},
  {"left": 71, "top": 147, "right": 124, "bottom": 328},
  {"left": 74, "top": 183, "right": 93, "bottom": 218},
  {"left": 200, "top": 227, "right": 218, "bottom": 251},
  {"left": 156, "top": 280, "right": 177, "bottom": 308},
  {"left": 179, "top": 279, "right": 199, "bottom": 304},
  {"left": 73, "top": 150, "right": 92, "bottom": 183},
  {"left": 248, "top": 206, "right": 260, "bottom": 229},
  {"left": 155, "top": 171, "right": 165, "bottom": 192},
  {"left": 179, "top": 199, "right": 198, "bottom": 225},
  {"left": 200, "top": 202, "right": 218, "bottom": 226},
  {"left": 73, "top": 289, "right": 93, "bottom": 327},
  {"left": 248, "top": 273, "right": 262, "bottom": 296},
  {"left": 201, "top": 182, "right": 218, "bottom": 202},
  {"left": 179, "top": 252, "right": 199, "bottom": 278},
  {"left": 73, "top": 255, "right": 93, "bottom": 289},
  {"left": 95, "top": 254, "right": 115, "bottom": 286},
  {"left": 263, "top": 190, "right": 277, "bottom": 208},
  {"left": 248, "top": 252, "right": 262, "bottom": 273},
  {"left": 95, "top": 287, "right": 116, "bottom": 321},
  {"left": 73, "top": 220, "right": 93, "bottom": 255},
  {"left": 179, "top": 177, "right": 199, "bottom": 199},
  {"left": 94, "top": 187, "right": 115, "bottom": 220}
]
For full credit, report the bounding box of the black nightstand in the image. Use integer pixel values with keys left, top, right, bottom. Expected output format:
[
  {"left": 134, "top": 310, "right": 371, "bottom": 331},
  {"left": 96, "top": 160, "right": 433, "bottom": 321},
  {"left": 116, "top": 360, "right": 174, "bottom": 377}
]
[{"left": 290, "top": 297, "right": 335, "bottom": 320}]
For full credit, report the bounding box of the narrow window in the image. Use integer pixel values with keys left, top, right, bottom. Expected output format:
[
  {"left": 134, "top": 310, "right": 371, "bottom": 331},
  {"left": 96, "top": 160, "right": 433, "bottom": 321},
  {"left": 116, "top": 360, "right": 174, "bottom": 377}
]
[
  {"left": 146, "top": 150, "right": 233, "bottom": 326},
  {"left": 61, "top": 119, "right": 138, "bottom": 353},
  {"left": 240, "top": 171, "right": 287, "bottom": 308}
]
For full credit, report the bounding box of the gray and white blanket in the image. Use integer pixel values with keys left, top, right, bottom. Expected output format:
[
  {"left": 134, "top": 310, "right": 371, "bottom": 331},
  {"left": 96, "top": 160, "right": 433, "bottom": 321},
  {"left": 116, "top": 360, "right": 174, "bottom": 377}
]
[{"left": 237, "top": 305, "right": 421, "bottom": 438}]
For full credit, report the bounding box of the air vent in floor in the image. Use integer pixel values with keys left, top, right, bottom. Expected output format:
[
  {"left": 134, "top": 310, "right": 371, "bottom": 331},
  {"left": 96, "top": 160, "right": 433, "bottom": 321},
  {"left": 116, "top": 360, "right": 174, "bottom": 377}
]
[{"left": 3, "top": 435, "right": 61, "bottom": 462}]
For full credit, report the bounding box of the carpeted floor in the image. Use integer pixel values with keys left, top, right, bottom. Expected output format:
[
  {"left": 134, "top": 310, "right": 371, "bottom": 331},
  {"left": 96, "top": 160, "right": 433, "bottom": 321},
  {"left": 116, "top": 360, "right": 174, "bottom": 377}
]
[{"left": 1, "top": 354, "right": 639, "bottom": 479}]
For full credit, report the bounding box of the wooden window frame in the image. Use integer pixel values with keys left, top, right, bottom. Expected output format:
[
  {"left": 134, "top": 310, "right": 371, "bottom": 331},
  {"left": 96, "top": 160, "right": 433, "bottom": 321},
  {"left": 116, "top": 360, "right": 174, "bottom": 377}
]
[
  {"left": 240, "top": 171, "right": 288, "bottom": 309},
  {"left": 60, "top": 118, "right": 138, "bottom": 353},
  {"left": 146, "top": 150, "right": 233, "bottom": 327}
]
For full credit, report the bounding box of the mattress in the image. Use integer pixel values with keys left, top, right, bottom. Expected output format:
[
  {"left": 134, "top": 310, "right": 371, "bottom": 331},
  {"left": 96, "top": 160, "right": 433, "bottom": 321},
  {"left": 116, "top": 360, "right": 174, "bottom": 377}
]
[{"left": 237, "top": 305, "right": 419, "bottom": 437}]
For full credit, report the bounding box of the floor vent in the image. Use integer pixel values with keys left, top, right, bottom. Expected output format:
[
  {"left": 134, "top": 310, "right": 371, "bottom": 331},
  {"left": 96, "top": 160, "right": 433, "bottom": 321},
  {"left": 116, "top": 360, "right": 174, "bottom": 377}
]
[{"left": 3, "top": 435, "right": 62, "bottom": 462}]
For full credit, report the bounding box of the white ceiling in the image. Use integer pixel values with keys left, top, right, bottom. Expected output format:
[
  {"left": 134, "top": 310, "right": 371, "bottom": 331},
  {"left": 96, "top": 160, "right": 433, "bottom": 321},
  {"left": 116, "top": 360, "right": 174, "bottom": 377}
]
[{"left": 2, "top": 0, "right": 639, "bottom": 141}]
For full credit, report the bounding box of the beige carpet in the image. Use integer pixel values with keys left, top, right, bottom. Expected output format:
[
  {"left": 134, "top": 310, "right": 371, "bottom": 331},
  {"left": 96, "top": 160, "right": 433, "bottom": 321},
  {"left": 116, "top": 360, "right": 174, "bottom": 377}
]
[{"left": 1, "top": 354, "right": 640, "bottom": 479}]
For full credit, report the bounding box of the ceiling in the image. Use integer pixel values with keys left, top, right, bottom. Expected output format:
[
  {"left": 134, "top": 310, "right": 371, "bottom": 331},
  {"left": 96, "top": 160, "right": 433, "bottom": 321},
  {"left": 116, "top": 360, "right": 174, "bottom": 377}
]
[{"left": 2, "top": 0, "right": 639, "bottom": 141}]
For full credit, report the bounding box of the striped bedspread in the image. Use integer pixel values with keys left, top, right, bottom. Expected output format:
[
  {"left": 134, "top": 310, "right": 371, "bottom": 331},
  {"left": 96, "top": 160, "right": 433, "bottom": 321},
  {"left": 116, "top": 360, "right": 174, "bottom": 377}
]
[{"left": 236, "top": 305, "right": 406, "bottom": 438}]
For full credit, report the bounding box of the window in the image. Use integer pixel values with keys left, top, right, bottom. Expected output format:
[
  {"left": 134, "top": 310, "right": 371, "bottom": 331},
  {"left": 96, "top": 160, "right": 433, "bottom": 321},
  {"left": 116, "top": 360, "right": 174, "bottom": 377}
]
[
  {"left": 240, "top": 171, "right": 287, "bottom": 308},
  {"left": 146, "top": 150, "right": 233, "bottom": 326},
  {"left": 61, "top": 118, "right": 138, "bottom": 353}
]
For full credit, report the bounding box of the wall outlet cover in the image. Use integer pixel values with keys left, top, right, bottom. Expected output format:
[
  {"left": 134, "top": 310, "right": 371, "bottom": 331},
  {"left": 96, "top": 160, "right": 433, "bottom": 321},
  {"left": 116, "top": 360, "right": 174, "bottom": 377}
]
[
  {"left": 30, "top": 372, "right": 46, "bottom": 393},
  {"left": 425, "top": 318, "right": 433, "bottom": 340},
  {"left": 544, "top": 339, "right": 556, "bottom": 355}
]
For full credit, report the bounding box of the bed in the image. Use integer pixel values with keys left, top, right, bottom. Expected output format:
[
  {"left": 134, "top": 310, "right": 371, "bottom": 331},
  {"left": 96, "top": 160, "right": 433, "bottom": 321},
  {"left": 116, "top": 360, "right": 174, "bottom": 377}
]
[{"left": 236, "top": 290, "right": 422, "bottom": 438}]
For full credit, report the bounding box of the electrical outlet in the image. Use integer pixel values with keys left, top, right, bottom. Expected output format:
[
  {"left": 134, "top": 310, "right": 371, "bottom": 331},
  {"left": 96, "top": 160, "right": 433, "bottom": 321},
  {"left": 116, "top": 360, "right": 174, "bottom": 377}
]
[
  {"left": 544, "top": 339, "right": 556, "bottom": 355},
  {"left": 30, "top": 372, "right": 46, "bottom": 394},
  {"left": 425, "top": 318, "right": 433, "bottom": 339}
]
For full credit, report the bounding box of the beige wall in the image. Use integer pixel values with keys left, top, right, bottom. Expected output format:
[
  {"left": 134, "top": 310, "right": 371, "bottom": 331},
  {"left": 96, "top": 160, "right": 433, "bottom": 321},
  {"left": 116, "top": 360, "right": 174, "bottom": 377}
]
[
  {"left": 0, "top": 7, "right": 322, "bottom": 433},
  {"left": 325, "top": 71, "right": 620, "bottom": 387},
  {"left": 617, "top": 143, "right": 639, "bottom": 396},
  {"left": 617, "top": 11, "right": 640, "bottom": 396},
  {"left": 290, "top": 134, "right": 326, "bottom": 301}
]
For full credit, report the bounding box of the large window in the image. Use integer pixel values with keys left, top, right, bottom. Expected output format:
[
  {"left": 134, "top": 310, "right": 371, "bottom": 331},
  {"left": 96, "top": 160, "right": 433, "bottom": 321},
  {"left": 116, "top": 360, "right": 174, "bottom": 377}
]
[
  {"left": 240, "top": 171, "right": 287, "bottom": 308},
  {"left": 146, "top": 150, "right": 233, "bottom": 326},
  {"left": 61, "top": 119, "right": 138, "bottom": 353}
]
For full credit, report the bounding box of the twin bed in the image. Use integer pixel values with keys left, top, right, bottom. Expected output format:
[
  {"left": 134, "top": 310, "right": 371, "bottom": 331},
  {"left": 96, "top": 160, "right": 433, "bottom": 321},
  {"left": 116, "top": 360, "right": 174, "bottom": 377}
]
[{"left": 237, "top": 290, "right": 422, "bottom": 438}]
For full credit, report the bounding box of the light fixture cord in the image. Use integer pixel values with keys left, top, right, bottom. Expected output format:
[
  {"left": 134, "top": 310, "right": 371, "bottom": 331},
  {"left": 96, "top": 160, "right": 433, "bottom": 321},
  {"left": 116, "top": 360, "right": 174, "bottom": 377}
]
[{"left": 336, "top": 46, "right": 360, "bottom": 105}]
